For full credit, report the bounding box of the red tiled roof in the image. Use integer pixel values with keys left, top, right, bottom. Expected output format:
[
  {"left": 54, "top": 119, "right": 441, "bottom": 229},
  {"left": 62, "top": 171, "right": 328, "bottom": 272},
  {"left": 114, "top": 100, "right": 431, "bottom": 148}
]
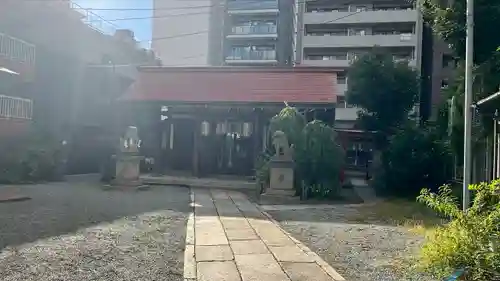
[{"left": 121, "top": 67, "right": 338, "bottom": 104}]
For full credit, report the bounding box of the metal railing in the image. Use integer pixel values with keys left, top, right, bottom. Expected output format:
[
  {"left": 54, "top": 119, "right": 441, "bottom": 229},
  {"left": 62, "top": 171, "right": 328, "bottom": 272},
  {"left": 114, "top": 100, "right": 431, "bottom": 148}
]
[
  {"left": 227, "top": 0, "right": 278, "bottom": 11},
  {"left": 0, "top": 32, "right": 36, "bottom": 66},
  {"left": 231, "top": 25, "right": 278, "bottom": 35},
  {"left": 0, "top": 95, "right": 33, "bottom": 120},
  {"left": 69, "top": 1, "right": 119, "bottom": 36},
  {"left": 226, "top": 49, "right": 276, "bottom": 60}
]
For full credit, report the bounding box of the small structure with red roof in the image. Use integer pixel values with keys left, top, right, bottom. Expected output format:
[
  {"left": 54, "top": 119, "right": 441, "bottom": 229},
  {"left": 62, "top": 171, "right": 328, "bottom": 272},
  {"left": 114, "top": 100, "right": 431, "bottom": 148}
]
[{"left": 121, "top": 66, "right": 340, "bottom": 177}]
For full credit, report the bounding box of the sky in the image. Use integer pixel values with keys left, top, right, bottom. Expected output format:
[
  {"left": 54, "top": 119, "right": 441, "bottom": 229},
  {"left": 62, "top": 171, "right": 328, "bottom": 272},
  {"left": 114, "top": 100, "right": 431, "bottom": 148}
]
[{"left": 74, "top": 0, "right": 153, "bottom": 46}]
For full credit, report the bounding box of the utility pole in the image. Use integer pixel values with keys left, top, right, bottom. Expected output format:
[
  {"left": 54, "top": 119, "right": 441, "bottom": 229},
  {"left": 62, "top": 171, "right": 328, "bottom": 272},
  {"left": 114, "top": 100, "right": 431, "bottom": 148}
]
[{"left": 463, "top": 0, "right": 474, "bottom": 211}]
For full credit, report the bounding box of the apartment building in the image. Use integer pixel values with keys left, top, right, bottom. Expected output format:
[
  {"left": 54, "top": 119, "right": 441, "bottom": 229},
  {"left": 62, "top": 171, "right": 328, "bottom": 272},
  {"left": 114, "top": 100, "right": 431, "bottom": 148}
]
[
  {"left": 152, "top": 0, "right": 294, "bottom": 66},
  {"left": 0, "top": 0, "right": 160, "bottom": 173},
  {"left": 295, "top": 0, "right": 422, "bottom": 128},
  {"left": 0, "top": 31, "right": 36, "bottom": 138}
]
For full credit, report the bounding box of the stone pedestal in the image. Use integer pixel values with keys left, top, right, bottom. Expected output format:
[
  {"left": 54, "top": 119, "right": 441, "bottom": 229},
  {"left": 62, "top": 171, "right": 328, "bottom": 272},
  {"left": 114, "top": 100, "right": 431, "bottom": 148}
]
[
  {"left": 110, "top": 154, "right": 145, "bottom": 187},
  {"left": 260, "top": 158, "right": 298, "bottom": 205},
  {"left": 269, "top": 159, "right": 294, "bottom": 191}
]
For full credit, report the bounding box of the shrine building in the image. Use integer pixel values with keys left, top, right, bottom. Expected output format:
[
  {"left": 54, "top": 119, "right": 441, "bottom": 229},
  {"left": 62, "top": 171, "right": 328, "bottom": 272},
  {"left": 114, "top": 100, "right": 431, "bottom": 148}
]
[{"left": 120, "top": 66, "right": 359, "bottom": 177}]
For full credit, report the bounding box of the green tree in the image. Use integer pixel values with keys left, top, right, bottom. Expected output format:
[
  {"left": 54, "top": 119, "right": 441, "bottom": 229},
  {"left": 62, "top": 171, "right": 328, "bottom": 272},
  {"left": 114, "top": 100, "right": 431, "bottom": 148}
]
[
  {"left": 421, "top": 0, "right": 500, "bottom": 132},
  {"left": 374, "top": 123, "right": 453, "bottom": 198},
  {"left": 421, "top": 0, "right": 500, "bottom": 66},
  {"left": 346, "top": 50, "right": 420, "bottom": 137}
]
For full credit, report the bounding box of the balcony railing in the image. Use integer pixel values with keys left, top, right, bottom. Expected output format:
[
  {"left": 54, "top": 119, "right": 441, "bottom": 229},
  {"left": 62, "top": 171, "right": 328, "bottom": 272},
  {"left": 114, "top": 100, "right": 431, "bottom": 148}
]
[
  {"left": 0, "top": 95, "right": 33, "bottom": 120},
  {"left": 0, "top": 32, "right": 36, "bottom": 66},
  {"left": 226, "top": 49, "right": 277, "bottom": 61},
  {"left": 70, "top": 1, "right": 118, "bottom": 36},
  {"left": 227, "top": 0, "right": 279, "bottom": 11},
  {"left": 231, "top": 25, "right": 278, "bottom": 35}
]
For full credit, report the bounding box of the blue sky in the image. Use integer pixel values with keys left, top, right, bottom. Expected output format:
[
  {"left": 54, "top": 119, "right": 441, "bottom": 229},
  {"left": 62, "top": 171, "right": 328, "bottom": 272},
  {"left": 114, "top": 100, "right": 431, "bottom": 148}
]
[{"left": 74, "top": 0, "right": 153, "bottom": 45}]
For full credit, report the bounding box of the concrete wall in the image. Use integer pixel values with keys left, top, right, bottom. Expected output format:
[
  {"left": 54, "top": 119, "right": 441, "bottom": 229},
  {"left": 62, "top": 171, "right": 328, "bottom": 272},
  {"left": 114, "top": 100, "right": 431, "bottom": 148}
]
[{"left": 152, "top": 0, "right": 214, "bottom": 66}]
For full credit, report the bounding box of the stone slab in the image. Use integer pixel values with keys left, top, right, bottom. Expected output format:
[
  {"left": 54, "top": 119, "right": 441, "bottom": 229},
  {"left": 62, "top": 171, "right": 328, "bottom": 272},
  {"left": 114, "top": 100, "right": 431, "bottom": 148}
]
[
  {"left": 225, "top": 228, "right": 260, "bottom": 241},
  {"left": 196, "top": 245, "right": 234, "bottom": 262},
  {"left": 221, "top": 217, "right": 251, "bottom": 230},
  {"left": 196, "top": 221, "right": 229, "bottom": 245},
  {"left": 197, "top": 261, "right": 241, "bottom": 281},
  {"left": 253, "top": 227, "right": 295, "bottom": 247},
  {"left": 263, "top": 189, "right": 296, "bottom": 196},
  {"left": 281, "top": 262, "right": 335, "bottom": 281},
  {"left": 235, "top": 254, "right": 290, "bottom": 281},
  {"left": 227, "top": 191, "right": 247, "bottom": 200},
  {"left": 269, "top": 246, "right": 314, "bottom": 263},
  {"left": 183, "top": 245, "right": 196, "bottom": 279},
  {"left": 230, "top": 240, "right": 270, "bottom": 255},
  {"left": 186, "top": 213, "right": 195, "bottom": 245}
]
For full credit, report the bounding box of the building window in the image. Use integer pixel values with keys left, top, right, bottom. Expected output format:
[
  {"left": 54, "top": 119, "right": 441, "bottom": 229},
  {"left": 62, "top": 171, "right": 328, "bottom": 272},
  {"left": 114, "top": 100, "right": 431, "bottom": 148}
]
[
  {"left": 355, "top": 6, "right": 367, "bottom": 12},
  {"left": 443, "top": 54, "right": 454, "bottom": 68},
  {"left": 0, "top": 95, "right": 33, "bottom": 120},
  {"left": 337, "top": 96, "right": 347, "bottom": 108},
  {"left": 349, "top": 29, "right": 366, "bottom": 36},
  {"left": 337, "top": 73, "right": 347, "bottom": 84},
  {"left": 441, "top": 79, "right": 449, "bottom": 89}
]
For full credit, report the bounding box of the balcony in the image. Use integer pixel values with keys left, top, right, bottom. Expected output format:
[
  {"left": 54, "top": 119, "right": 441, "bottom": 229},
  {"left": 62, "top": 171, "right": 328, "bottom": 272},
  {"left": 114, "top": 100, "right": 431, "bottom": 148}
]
[
  {"left": 226, "top": 49, "right": 277, "bottom": 64},
  {"left": 336, "top": 107, "right": 358, "bottom": 121},
  {"left": 227, "top": 0, "right": 279, "bottom": 14},
  {"left": 303, "top": 34, "right": 417, "bottom": 48},
  {"left": 227, "top": 25, "right": 278, "bottom": 39},
  {"left": 302, "top": 57, "right": 417, "bottom": 68},
  {"left": 0, "top": 32, "right": 36, "bottom": 80},
  {"left": 304, "top": 9, "right": 418, "bottom": 25}
]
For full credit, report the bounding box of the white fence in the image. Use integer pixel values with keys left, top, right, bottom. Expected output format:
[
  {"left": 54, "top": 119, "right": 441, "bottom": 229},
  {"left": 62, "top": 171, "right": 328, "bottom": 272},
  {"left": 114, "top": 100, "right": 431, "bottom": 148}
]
[{"left": 0, "top": 95, "right": 33, "bottom": 120}]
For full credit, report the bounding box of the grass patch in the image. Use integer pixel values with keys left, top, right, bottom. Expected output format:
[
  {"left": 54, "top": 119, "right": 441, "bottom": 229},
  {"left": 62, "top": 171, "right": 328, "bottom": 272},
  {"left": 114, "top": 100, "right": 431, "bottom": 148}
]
[{"left": 346, "top": 199, "right": 445, "bottom": 231}]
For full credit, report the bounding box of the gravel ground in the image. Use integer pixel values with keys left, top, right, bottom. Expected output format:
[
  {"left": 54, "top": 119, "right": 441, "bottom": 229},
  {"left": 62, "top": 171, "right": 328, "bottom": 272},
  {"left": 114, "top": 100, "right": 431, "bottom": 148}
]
[
  {"left": 0, "top": 176, "right": 190, "bottom": 281},
  {"left": 267, "top": 205, "right": 433, "bottom": 281}
]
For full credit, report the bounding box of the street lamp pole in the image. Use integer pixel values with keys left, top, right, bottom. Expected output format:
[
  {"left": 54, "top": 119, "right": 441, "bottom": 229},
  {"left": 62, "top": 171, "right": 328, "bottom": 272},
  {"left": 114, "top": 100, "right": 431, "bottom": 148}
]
[{"left": 463, "top": 0, "right": 474, "bottom": 211}]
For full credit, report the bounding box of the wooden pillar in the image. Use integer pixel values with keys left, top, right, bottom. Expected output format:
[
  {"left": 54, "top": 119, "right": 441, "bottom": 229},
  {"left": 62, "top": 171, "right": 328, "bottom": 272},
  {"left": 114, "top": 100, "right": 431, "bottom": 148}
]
[
  {"left": 193, "top": 118, "right": 200, "bottom": 177},
  {"left": 253, "top": 109, "right": 262, "bottom": 161}
]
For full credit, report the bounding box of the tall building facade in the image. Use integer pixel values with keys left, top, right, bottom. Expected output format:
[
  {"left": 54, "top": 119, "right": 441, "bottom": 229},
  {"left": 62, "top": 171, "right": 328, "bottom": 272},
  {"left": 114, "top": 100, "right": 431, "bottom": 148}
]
[
  {"left": 152, "top": 0, "right": 294, "bottom": 66},
  {"left": 295, "top": 0, "right": 423, "bottom": 128}
]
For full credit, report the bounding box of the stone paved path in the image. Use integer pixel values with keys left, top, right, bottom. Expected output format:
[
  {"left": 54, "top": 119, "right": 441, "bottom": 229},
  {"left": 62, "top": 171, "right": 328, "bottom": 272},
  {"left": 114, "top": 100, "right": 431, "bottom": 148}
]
[{"left": 184, "top": 188, "right": 346, "bottom": 281}]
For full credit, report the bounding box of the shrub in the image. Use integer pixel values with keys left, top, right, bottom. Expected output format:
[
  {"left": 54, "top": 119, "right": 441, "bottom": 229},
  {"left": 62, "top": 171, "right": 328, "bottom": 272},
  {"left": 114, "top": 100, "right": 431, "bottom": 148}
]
[
  {"left": 374, "top": 124, "right": 453, "bottom": 198},
  {"left": 0, "top": 132, "right": 64, "bottom": 183},
  {"left": 256, "top": 106, "right": 344, "bottom": 199},
  {"left": 417, "top": 182, "right": 500, "bottom": 280}
]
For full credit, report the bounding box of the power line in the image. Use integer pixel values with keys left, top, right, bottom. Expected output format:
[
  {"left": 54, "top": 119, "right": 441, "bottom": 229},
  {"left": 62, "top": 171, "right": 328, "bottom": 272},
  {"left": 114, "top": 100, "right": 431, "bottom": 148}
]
[
  {"left": 88, "top": 6, "right": 366, "bottom": 24},
  {"left": 33, "top": 0, "right": 344, "bottom": 12},
  {"left": 135, "top": 9, "right": 365, "bottom": 43},
  {"left": 138, "top": 30, "right": 209, "bottom": 43},
  {"left": 77, "top": 0, "right": 373, "bottom": 17},
  {"left": 87, "top": 11, "right": 210, "bottom": 22}
]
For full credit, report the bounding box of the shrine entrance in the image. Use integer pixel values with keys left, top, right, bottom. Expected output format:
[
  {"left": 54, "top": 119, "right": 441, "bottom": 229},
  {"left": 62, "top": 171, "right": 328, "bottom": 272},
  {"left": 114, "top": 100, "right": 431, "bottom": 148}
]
[
  {"left": 171, "top": 118, "right": 195, "bottom": 171},
  {"left": 154, "top": 105, "right": 269, "bottom": 177},
  {"left": 212, "top": 121, "right": 254, "bottom": 175},
  {"left": 120, "top": 66, "right": 339, "bottom": 178}
]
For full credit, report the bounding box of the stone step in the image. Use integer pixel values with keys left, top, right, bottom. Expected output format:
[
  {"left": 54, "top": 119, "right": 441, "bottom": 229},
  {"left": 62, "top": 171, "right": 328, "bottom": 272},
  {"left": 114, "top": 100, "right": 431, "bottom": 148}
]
[
  {"left": 353, "top": 186, "right": 379, "bottom": 203},
  {"left": 263, "top": 189, "right": 296, "bottom": 197},
  {"left": 258, "top": 194, "right": 301, "bottom": 205},
  {"left": 350, "top": 178, "right": 368, "bottom": 187}
]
